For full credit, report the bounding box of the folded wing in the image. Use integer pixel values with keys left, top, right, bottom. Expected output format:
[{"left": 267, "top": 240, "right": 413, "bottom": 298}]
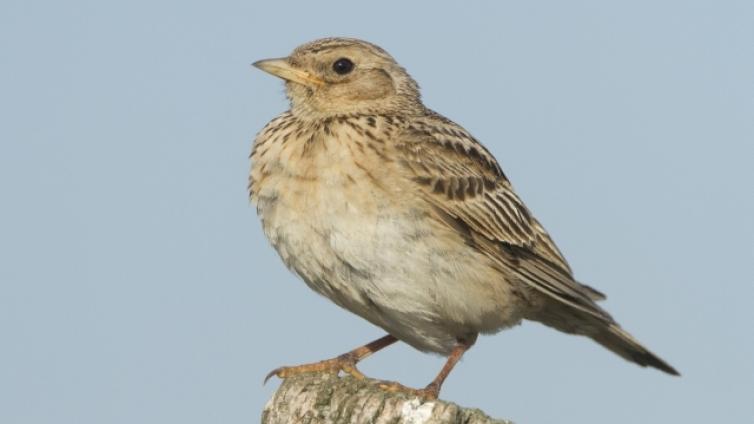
[{"left": 394, "top": 112, "right": 610, "bottom": 321}]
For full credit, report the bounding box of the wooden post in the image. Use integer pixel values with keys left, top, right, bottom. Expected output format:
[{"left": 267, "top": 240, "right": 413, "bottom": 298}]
[{"left": 262, "top": 373, "right": 511, "bottom": 424}]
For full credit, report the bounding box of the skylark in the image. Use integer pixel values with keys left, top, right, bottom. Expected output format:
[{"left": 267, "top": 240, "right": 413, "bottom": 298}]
[{"left": 250, "top": 37, "right": 678, "bottom": 399}]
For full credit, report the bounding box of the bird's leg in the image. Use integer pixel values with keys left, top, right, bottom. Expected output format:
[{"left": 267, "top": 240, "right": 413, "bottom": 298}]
[
  {"left": 377, "top": 335, "right": 476, "bottom": 400},
  {"left": 264, "top": 334, "right": 398, "bottom": 383}
]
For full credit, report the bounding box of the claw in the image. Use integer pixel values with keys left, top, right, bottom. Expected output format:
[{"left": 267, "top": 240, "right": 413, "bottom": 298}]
[{"left": 263, "top": 367, "right": 284, "bottom": 385}]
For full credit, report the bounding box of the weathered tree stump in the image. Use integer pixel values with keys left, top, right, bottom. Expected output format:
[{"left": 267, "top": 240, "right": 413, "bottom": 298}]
[{"left": 262, "top": 373, "right": 511, "bottom": 424}]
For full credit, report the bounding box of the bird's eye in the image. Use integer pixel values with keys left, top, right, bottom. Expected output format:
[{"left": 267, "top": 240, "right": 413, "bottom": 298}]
[{"left": 332, "top": 58, "right": 354, "bottom": 75}]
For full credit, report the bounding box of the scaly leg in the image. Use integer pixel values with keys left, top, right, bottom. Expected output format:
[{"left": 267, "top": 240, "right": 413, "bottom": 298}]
[
  {"left": 264, "top": 334, "right": 398, "bottom": 383},
  {"left": 378, "top": 335, "right": 476, "bottom": 400}
]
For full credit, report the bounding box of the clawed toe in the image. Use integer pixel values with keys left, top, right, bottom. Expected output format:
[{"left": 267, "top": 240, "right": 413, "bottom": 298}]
[
  {"left": 263, "top": 356, "right": 366, "bottom": 384},
  {"left": 263, "top": 366, "right": 288, "bottom": 384},
  {"left": 264, "top": 335, "right": 399, "bottom": 384},
  {"left": 375, "top": 380, "right": 439, "bottom": 400}
]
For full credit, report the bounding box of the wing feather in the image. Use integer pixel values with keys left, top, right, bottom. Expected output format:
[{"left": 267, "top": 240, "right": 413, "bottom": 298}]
[{"left": 394, "top": 113, "right": 610, "bottom": 318}]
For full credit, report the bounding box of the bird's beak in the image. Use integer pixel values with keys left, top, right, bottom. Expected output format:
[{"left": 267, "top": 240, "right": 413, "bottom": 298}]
[{"left": 252, "top": 58, "right": 324, "bottom": 88}]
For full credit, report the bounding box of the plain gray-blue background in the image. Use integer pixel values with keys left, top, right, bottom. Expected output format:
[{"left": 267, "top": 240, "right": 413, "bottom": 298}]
[{"left": 2, "top": 1, "right": 752, "bottom": 423}]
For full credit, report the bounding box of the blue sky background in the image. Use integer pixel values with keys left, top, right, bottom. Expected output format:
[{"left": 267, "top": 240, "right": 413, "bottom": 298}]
[{"left": 2, "top": 1, "right": 753, "bottom": 423}]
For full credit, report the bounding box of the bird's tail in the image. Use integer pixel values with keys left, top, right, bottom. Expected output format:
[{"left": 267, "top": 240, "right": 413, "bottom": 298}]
[{"left": 591, "top": 324, "right": 680, "bottom": 376}]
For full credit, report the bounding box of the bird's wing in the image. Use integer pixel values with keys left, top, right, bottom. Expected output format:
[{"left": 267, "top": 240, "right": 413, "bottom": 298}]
[{"left": 393, "top": 112, "right": 610, "bottom": 320}]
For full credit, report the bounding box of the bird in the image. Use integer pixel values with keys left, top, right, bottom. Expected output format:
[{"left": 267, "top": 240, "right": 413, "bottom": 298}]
[{"left": 249, "top": 37, "right": 679, "bottom": 400}]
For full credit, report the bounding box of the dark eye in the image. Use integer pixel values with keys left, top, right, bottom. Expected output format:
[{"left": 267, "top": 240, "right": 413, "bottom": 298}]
[{"left": 332, "top": 58, "right": 354, "bottom": 75}]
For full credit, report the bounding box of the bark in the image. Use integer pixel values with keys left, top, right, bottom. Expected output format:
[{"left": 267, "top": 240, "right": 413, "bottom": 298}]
[{"left": 262, "top": 373, "right": 512, "bottom": 424}]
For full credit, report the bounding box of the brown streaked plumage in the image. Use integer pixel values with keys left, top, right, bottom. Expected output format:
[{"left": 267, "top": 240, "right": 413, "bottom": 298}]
[{"left": 250, "top": 37, "right": 678, "bottom": 400}]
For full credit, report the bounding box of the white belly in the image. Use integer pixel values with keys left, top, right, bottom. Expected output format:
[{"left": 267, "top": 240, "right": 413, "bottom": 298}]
[{"left": 252, "top": 139, "right": 524, "bottom": 354}]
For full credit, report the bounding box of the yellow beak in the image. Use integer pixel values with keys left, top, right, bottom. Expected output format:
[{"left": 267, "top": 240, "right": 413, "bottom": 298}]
[{"left": 252, "top": 58, "right": 324, "bottom": 88}]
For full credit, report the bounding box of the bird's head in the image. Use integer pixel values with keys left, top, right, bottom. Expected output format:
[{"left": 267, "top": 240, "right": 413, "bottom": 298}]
[{"left": 253, "top": 38, "right": 422, "bottom": 119}]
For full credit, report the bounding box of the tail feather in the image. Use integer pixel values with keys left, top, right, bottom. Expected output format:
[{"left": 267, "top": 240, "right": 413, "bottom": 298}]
[{"left": 592, "top": 324, "right": 680, "bottom": 376}]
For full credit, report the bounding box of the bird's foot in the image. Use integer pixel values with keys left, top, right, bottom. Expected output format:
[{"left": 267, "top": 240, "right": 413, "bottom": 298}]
[
  {"left": 375, "top": 380, "right": 440, "bottom": 401},
  {"left": 264, "top": 353, "right": 366, "bottom": 384}
]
